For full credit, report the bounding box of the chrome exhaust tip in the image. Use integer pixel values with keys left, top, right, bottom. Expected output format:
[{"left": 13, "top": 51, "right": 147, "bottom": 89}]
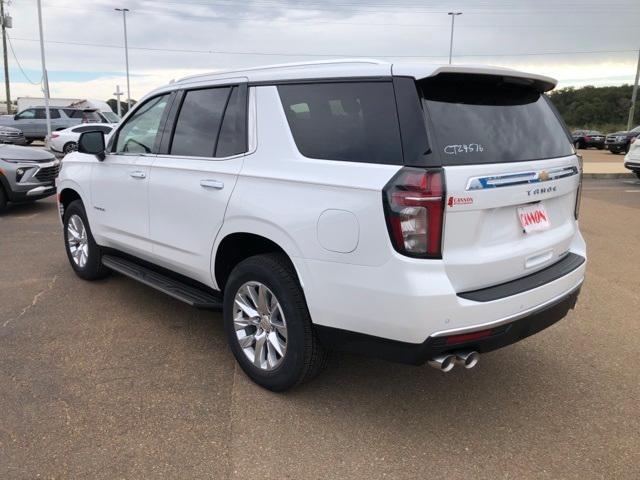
[
  {"left": 455, "top": 351, "right": 479, "bottom": 369},
  {"left": 428, "top": 354, "right": 456, "bottom": 372}
]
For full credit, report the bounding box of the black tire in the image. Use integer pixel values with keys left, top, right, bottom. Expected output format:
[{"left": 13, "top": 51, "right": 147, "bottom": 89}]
[
  {"left": 63, "top": 142, "right": 77, "bottom": 154},
  {"left": 635, "top": 172, "right": 640, "bottom": 180},
  {"left": 0, "top": 186, "right": 6, "bottom": 212},
  {"left": 23, "top": 139, "right": 32, "bottom": 145},
  {"left": 63, "top": 200, "right": 109, "bottom": 280},
  {"left": 610, "top": 150, "right": 620, "bottom": 155},
  {"left": 223, "top": 253, "right": 328, "bottom": 391},
  {"left": 574, "top": 140, "right": 583, "bottom": 150},
  {"left": 597, "top": 146, "right": 604, "bottom": 150}
]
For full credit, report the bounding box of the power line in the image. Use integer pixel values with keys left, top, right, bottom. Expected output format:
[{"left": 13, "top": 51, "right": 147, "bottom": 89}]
[
  {"left": 5, "top": 33, "right": 42, "bottom": 85},
  {"left": 8, "top": 36, "right": 638, "bottom": 59}
]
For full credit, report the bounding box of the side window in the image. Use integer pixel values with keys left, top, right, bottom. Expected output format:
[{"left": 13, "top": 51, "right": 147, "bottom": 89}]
[
  {"left": 115, "top": 94, "right": 170, "bottom": 154},
  {"left": 216, "top": 86, "right": 248, "bottom": 157},
  {"left": 98, "top": 126, "right": 113, "bottom": 134},
  {"left": 33, "top": 108, "right": 60, "bottom": 119},
  {"left": 16, "top": 109, "right": 35, "bottom": 120},
  {"left": 278, "top": 82, "right": 403, "bottom": 165},
  {"left": 170, "top": 87, "right": 230, "bottom": 157}
]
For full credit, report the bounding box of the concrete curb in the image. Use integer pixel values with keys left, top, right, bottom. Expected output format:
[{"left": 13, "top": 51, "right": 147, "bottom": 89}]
[{"left": 583, "top": 172, "right": 635, "bottom": 179}]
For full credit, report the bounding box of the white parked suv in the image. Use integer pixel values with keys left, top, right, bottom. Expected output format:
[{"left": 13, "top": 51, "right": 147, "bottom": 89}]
[{"left": 57, "top": 60, "right": 586, "bottom": 391}]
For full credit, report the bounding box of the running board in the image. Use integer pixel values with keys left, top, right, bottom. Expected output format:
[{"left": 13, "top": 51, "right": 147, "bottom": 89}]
[{"left": 101, "top": 255, "right": 222, "bottom": 310}]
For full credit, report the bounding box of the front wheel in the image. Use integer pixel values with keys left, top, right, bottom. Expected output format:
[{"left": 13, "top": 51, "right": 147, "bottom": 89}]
[
  {"left": 0, "top": 186, "right": 6, "bottom": 212},
  {"left": 223, "top": 253, "right": 328, "bottom": 391},
  {"left": 63, "top": 200, "right": 109, "bottom": 280}
]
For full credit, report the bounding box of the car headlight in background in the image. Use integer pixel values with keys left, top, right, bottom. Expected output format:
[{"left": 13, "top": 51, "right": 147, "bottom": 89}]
[{"left": 15, "top": 166, "right": 36, "bottom": 182}]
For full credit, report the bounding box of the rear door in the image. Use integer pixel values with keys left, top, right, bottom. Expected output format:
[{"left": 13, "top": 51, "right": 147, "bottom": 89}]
[
  {"left": 419, "top": 73, "right": 580, "bottom": 292},
  {"left": 148, "top": 82, "right": 248, "bottom": 285}
]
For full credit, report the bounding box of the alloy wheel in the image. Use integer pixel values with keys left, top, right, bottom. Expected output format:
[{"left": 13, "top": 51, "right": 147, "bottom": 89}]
[
  {"left": 67, "top": 214, "right": 89, "bottom": 268},
  {"left": 233, "top": 281, "right": 288, "bottom": 371}
]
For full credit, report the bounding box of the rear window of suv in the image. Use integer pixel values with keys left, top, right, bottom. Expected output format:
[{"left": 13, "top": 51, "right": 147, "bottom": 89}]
[
  {"left": 419, "top": 74, "right": 573, "bottom": 165},
  {"left": 278, "top": 82, "right": 403, "bottom": 165}
]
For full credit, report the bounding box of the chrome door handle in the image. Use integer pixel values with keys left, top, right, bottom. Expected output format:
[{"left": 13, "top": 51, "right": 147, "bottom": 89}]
[
  {"left": 129, "top": 170, "right": 146, "bottom": 179},
  {"left": 200, "top": 179, "right": 224, "bottom": 190}
]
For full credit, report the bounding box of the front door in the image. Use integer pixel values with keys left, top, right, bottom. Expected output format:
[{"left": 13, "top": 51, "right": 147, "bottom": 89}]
[{"left": 90, "top": 93, "right": 172, "bottom": 257}]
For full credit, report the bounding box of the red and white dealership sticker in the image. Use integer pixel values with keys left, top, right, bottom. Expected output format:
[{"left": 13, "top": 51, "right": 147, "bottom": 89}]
[{"left": 517, "top": 203, "right": 550, "bottom": 233}]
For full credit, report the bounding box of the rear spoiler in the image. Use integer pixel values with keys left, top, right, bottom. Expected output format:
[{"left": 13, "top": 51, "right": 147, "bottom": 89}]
[{"left": 392, "top": 64, "right": 557, "bottom": 93}]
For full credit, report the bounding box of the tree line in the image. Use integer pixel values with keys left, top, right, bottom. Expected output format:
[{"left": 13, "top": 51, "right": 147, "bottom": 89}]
[{"left": 548, "top": 84, "right": 638, "bottom": 133}]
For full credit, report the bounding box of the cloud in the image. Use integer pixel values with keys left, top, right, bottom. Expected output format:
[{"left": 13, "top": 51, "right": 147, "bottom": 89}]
[{"left": 3, "top": 0, "right": 639, "bottom": 101}]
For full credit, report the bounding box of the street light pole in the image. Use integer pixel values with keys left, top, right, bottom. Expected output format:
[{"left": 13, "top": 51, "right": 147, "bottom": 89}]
[
  {"left": 448, "top": 12, "right": 462, "bottom": 65},
  {"left": 36, "top": 0, "right": 51, "bottom": 137},
  {"left": 627, "top": 48, "right": 640, "bottom": 131},
  {"left": 115, "top": 8, "right": 131, "bottom": 110}
]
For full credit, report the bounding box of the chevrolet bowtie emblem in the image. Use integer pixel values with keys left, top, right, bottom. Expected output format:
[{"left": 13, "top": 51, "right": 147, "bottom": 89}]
[{"left": 538, "top": 170, "right": 550, "bottom": 181}]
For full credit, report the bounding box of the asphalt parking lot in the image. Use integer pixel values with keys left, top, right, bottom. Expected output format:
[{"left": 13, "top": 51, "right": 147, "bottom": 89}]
[{"left": 1, "top": 178, "right": 639, "bottom": 479}]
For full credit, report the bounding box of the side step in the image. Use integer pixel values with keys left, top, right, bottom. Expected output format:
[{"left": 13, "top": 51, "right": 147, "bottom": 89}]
[{"left": 101, "top": 255, "right": 223, "bottom": 310}]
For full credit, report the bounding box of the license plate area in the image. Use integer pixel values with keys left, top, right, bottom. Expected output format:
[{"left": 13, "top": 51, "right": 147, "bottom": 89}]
[{"left": 517, "top": 203, "right": 550, "bottom": 233}]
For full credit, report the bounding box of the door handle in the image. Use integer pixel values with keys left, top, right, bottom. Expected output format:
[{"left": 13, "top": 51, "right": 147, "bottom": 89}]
[
  {"left": 200, "top": 179, "right": 224, "bottom": 190},
  {"left": 129, "top": 170, "right": 146, "bottom": 179}
]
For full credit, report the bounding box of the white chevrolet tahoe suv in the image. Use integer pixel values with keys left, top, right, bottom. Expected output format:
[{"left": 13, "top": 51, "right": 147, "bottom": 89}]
[{"left": 57, "top": 60, "right": 586, "bottom": 391}]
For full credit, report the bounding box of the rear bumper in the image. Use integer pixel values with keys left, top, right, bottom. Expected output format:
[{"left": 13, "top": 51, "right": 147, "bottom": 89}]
[{"left": 316, "top": 283, "right": 581, "bottom": 365}]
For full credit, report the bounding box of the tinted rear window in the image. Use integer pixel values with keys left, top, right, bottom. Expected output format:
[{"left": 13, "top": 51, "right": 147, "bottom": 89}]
[
  {"left": 420, "top": 74, "right": 573, "bottom": 165},
  {"left": 278, "top": 82, "right": 403, "bottom": 165}
]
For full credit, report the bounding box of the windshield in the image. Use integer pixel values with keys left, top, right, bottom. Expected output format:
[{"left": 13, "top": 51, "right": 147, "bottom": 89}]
[
  {"left": 102, "top": 111, "right": 121, "bottom": 123},
  {"left": 419, "top": 74, "right": 573, "bottom": 165}
]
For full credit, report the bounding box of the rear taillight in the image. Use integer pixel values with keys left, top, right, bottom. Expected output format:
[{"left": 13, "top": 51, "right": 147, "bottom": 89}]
[
  {"left": 382, "top": 168, "right": 445, "bottom": 258},
  {"left": 51, "top": 133, "right": 59, "bottom": 139},
  {"left": 574, "top": 154, "right": 583, "bottom": 220}
]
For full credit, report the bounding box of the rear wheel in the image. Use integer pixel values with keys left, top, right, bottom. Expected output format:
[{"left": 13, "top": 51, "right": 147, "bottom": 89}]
[
  {"left": 574, "top": 140, "right": 583, "bottom": 149},
  {"left": 63, "top": 142, "right": 77, "bottom": 154},
  {"left": 223, "top": 253, "right": 328, "bottom": 391},
  {"left": 63, "top": 200, "right": 109, "bottom": 280}
]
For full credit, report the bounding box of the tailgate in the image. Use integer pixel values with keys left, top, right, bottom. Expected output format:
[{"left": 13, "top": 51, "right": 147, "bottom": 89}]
[{"left": 442, "top": 157, "right": 581, "bottom": 292}]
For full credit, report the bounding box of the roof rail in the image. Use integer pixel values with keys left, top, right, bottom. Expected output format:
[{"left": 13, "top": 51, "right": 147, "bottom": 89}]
[{"left": 176, "top": 58, "right": 388, "bottom": 83}]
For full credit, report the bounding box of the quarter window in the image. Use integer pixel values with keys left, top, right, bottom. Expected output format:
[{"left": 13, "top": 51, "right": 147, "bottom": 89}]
[
  {"left": 216, "top": 86, "right": 247, "bottom": 157},
  {"left": 115, "top": 94, "right": 170, "bottom": 154},
  {"left": 170, "top": 87, "right": 231, "bottom": 157},
  {"left": 278, "top": 82, "right": 403, "bottom": 165},
  {"left": 34, "top": 108, "right": 60, "bottom": 119}
]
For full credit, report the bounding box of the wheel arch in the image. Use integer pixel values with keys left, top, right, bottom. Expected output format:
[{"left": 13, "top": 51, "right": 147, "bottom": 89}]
[
  {"left": 212, "top": 230, "right": 303, "bottom": 292},
  {"left": 58, "top": 185, "right": 86, "bottom": 220}
]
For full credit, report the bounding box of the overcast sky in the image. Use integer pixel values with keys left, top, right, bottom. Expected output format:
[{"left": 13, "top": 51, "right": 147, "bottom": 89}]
[{"left": 3, "top": 0, "right": 640, "bottom": 102}]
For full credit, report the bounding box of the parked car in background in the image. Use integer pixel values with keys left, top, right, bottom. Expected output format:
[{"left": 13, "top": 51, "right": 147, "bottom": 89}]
[
  {"left": 0, "top": 107, "right": 118, "bottom": 143},
  {"left": 0, "top": 144, "right": 59, "bottom": 211},
  {"left": 46, "top": 123, "right": 114, "bottom": 155},
  {"left": 571, "top": 130, "right": 605, "bottom": 150},
  {"left": 605, "top": 126, "right": 640, "bottom": 154},
  {"left": 0, "top": 125, "right": 26, "bottom": 145},
  {"left": 623, "top": 137, "right": 640, "bottom": 179}
]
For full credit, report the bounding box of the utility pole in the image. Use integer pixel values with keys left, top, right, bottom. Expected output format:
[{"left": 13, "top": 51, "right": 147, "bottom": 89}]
[
  {"left": 627, "top": 48, "right": 640, "bottom": 131},
  {"left": 113, "top": 85, "right": 123, "bottom": 118},
  {"left": 115, "top": 8, "right": 131, "bottom": 110},
  {"left": 1, "top": 0, "right": 11, "bottom": 114},
  {"left": 448, "top": 12, "right": 462, "bottom": 65},
  {"left": 36, "top": 0, "right": 51, "bottom": 137}
]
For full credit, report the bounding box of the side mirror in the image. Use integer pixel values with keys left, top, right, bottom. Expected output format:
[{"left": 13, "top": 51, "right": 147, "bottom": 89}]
[{"left": 78, "top": 131, "right": 106, "bottom": 161}]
